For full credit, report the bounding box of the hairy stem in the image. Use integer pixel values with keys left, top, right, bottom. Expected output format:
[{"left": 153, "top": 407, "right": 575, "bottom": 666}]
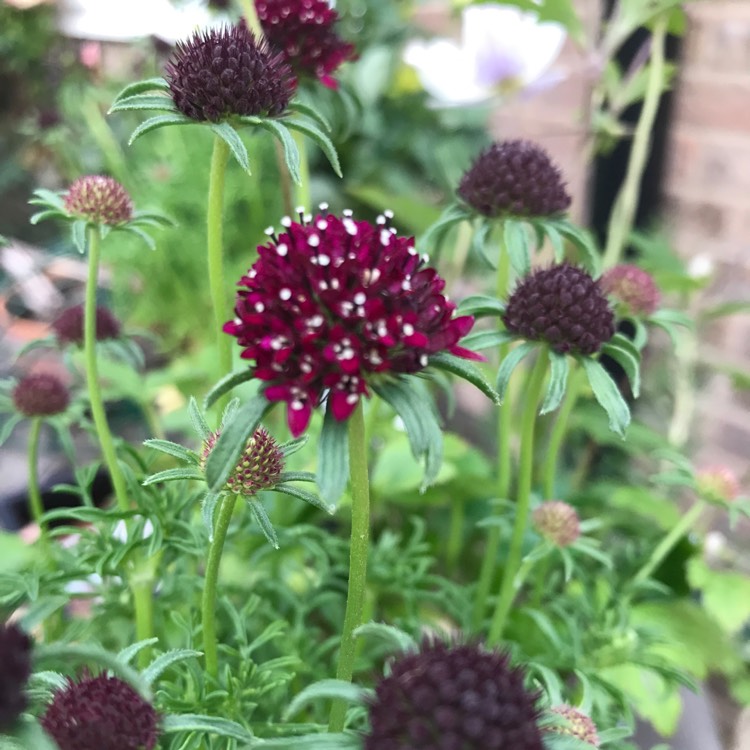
[
  {"left": 27, "top": 417, "right": 45, "bottom": 533},
  {"left": 293, "top": 129, "right": 311, "bottom": 211}
]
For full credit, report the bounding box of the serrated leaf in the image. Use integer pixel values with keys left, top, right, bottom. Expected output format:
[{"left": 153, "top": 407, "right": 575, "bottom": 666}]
[
  {"left": 285, "top": 679, "right": 370, "bottom": 719},
  {"left": 71, "top": 221, "right": 86, "bottom": 253},
  {"left": 545, "top": 221, "right": 565, "bottom": 261},
  {"left": 279, "top": 435, "right": 308, "bottom": 457},
  {"left": 288, "top": 100, "right": 332, "bottom": 131},
  {"left": 142, "top": 467, "right": 204, "bottom": 485},
  {"left": 220, "top": 397, "right": 240, "bottom": 429},
  {"left": 143, "top": 439, "right": 199, "bottom": 465},
  {"left": 353, "top": 622, "right": 418, "bottom": 653},
  {"left": 188, "top": 396, "right": 211, "bottom": 440},
  {"left": 540, "top": 350, "right": 569, "bottom": 414},
  {"left": 317, "top": 407, "right": 350, "bottom": 505},
  {"left": 141, "top": 648, "right": 202, "bottom": 685},
  {"left": 248, "top": 497, "right": 279, "bottom": 548},
  {"left": 259, "top": 119, "right": 301, "bottom": 184},
  {"left": 429, "top": 351, "right": 499, "bottom": 404},
  {"left": 128, "top": 113, "right": 193, "bottom": 145},
  {"left": 496, "top": 341, "right": 535, "bottom": 402},
  {"left": 201, "top": 491, "right": 223, "bottom": 540},
  {"left": 29, "top": 188, "right": 64, "bottom": 209},
  {"left": 111, "top": 77, "right": 169, "bottom": 104},
  {"left": 418, "top": 204, "right": 470, "bottom": 253},
  {"left": 470, "top": 218, "right": 495, "bottom": 268},
  {"left": 555, "top": 220, "right": 601, "bottom": 275},
  {"left": 117, "top": 638, "right": 159, "bottom": 666},
  {"left": 459, "top": 330, "right": 516, "bottom": 351},
  {"left": 161, "top": 714, "right": 254, "bottom": 742},
  {"left": 601, "top": 340, "right": 641, "bottom": 397},
  {"left": 581, "top": 357, "right": 630, "bottom": 437},
  {"left": 120, "top": 225, "right": 156, "bottom": 250},
  {"left": 504, "top": 218, "right": 531, "bottom": 276},
  {"left": 109, "top": 93, "right": 177, "bottom": 113},
  {"left": 456, "top": 294, "right": 506, "bottom": 318},
  {"left": 274, "top": 483, "right": 334, "bottom": 515},
  {"left": 277, "top": 471, "right": 316, "bottom": 483},
  {"left": 211, "top": 122, "right": 251, "bottom": 173},
  {"left": 285, "top": 118, "right": 342, "bottom": 177},
  {"left": 30, "top": 209, "right": 67, "bottom": 225},
  {"left": 205, "top": 395, "right": 271, "bottom": 490},
  {"left": 203, "top": 368, "right": 256, "bottom": 410}
]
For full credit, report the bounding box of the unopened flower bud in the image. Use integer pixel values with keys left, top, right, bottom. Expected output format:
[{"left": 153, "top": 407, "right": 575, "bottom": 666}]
[
  {"left": 64, "top": 175, "right": 133, "bottom": 225},
  {"left": 52, "top": 304, "right": 121, "bottom": 346},
  {"left": 12, "top": 372, "right": 70, "bottom": 417},
  {"left": 600, "top": 264, "right": 660, "bottom": 317},
  {"left": 532, "top": 501, "right": 580, "bottom": 547},
  {"left": 545, "top": 705, "right": 600, "bottom": 747},
  {"left": 696, "top": 466, "right": 740, "bottom": 503}
]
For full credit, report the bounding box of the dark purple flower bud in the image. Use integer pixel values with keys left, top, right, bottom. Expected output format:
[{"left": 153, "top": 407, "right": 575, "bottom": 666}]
[
  {"left": 458, "top": 140, "right": 571, "bottom": 219},
  {"left": 545, "top": 705, "right": 600, "bottom": 747},
  {"left": 41, "top": 673, "right": 160, "bottom": 750},
  {"left": 0, "top": 622, "right": 33, "bottom": 731},
  {"left": 532, "top": 501, "right": 580, "bottom": 547},
  {"left": 257, "top": 0, "right": 357, "bottom": 88},
  {"left": 503, "top": 263, "right": 615, "bottom": 355},
  {"left": 63, "top": 176, "right": 133, "bottom": 226},
  {"left": 224, "top": 210, "right": 480, "bottom": 436},
  {"left": 600, "top": 264, "right": 660, "bottom": 317},
  {"left": 52, "top": 304, "right": 121, "bottom": 347},
  {"left": 12, "top": 372, "right": 70, "bottom": 417},
  {"left": 165, "top": 21, "right": 296, "bottom": 122},
  {"left": 364, "top": 639, "right": 544, "bottom": 750},
  {"left": 201, "top": 427, "right": 284, "bottom": 496}
]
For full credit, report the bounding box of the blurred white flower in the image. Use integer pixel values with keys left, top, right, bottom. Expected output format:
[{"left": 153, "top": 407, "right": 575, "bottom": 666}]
[
  {"left": 404, "top": 3, "right": 566, "bottom": 106},
  {"left": 112, "top": 518, "right": 155, "bottom": 543},
  {"left": 687, "top": 254, "right": 714, "bottom": 280}
]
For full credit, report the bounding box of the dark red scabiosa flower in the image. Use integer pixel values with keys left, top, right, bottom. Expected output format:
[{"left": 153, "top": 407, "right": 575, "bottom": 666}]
[
  {"left": 12, "top": 372, "right": 70, "bottom": 417},
  {"left": 503, "top": 263, "right": 615, "bottom": 355},
  {"left": 201, "top": 427, "right": 285, "bottom": 496},
  {"left": 165, "top": 21, "right": 296, "bottom": 122},
  {"left": 64, "top": 176, "right": 133, "bottom": 226},
  {"left": 458, "top": 140, "right": 571, "bottom": 219},
  {"left": 224, "top": 209, "right": 479, "bottom": 436},
  {"left": 41, "top": 673, "right": 160, "bottom": 750},
  {"left": 532, "top": 501, "right": 580, "bottom": 548},
  {"left": 545, "top": 705, "right": 600, "bottom": 747},
  {"left": 52, "top": 304, "right": 122, "bottom": 347},
  {"left": 256, "top": 0, "right": 357, "bottom": 88},
  {"left": 600, "top": 263, "right": 660, "bottom": 317},
  {"left": 364, "top": 639, "right": 544, "bottom": 750},
  {"left": 0, "top": 622, "right": 33, "bottom": 731}
]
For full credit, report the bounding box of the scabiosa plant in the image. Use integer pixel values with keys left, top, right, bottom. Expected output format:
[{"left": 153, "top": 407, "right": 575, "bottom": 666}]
[
  {"left": 545, "top": 705, "right": 600, "bottom": 747},
  {"left": 363, "top": 639, "right": 543, "bottom": 750},
  {"left": 0, "top": 622, "right": 32, "bottom": 731},
  {"left": 600, "top": 263, "right": 660, "bottom": 318},
  {"left": 532, "top": 500, "right": 580, "bottom": 548},
  {"left": 12, "top": 372, "right": 70, "bottom": 418},
  {"left": 41, "top": 673, "right": 160, "bottom": 750},
  {"left": 52, "top": 304, "right": 122, "bottom": 347},
  {"left": 257, "top": 0, "right": 357, "bottom": 88}
]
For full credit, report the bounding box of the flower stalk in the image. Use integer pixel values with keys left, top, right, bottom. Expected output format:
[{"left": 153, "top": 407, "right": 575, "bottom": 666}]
[{"left": 27, "top": 417, "right": 45, "bottom": 533}]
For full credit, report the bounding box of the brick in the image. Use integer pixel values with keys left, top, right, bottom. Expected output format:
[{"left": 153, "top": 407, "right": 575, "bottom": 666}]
[{"left": 673, "top": 74, "right": 750, "bottom": 134}]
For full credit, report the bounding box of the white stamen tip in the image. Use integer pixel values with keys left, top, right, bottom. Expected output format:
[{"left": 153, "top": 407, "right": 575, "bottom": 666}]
[
  {"left": 276, "top": 243, "right": 288, "bottom": 256},
  {"left": 279, "top": 288, "right": 292, "bottom": 301},
  {"left": 308, "top": 234, "right": 320, "bottom": 247}
]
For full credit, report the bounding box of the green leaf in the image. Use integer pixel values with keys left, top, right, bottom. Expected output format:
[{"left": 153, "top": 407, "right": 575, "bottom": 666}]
[
  {"left": 248, "top": 497, "right": 279, "bottom": 548},
  {"left": 142, "top": 467, "right": 204, "bottom": 485},
  {"left": 205, "top": 395, "right": 271, "bottom": 491},
  {"left": 141, "top": 649, "right": 202, "bottom": 686},
  {"left": 3, "top": 718, "right": 60, "bottom": 750},
  {"left": 71, "top": 220, "right": 86, "bottom": 253},
  {"left": 372, "top": 378, "right": 443, "bottom": 490},
  {"left": 285, "top": 679, "right": 370, "bottom": 719},
  {"left": 504, "top": 218, "right": 532, "bottom": 276},
  {"left": 161, "top": 714, "right": 254, "bottom": 742},
  {"left": 496, "top": 342, "right": 535, "bottom": 402},
  {"left": 30, "top": 209, "right": 67, "bottom": 225},
  {"left": 456, "top": 294, "right": 506, "bottom": 318},
  {"left": 188, "top": 396, "right": 211, "bottom": 440},
  {"left": 540, "top": 351, "right": 569, "bottom": 414},
  {"left": 249, "top": 734, "right": 358, "bottom": 749},
  {"left": 470, "top": 218, "right": 495, "bottom": 268},
  {"left": 120, "top": 225, "right": 156, "bottom": 251},
  {"left": 418, "top": 204, "right": 470, "bottom": 253},
  {"left": 429, "top": 351, "right": 499, "bottom": 404},
  {"left": 111, "top": 77, "right": 169, "bottom": 104},
  {"left": 279, "top": 435, "right": 308, "bottom": 457},
  {"left": 201, "top": 491, "right": 223, "bottom": 538},
  {"left": 274, "top": 483, "right": 334, "bottom": 515},
  {"left": 317, "top": 407, "right": 350, "bottom": 505},
  {"left": 581, "top": 357, "right": 630, "bottom": 437},
  {"left": 211, "top": 122, "right": 251, "bottom": 173},
  {"left": 650, "top": 307, "right": 693, "bottom": 329},
  {"left": 203, "top": 368, "right": 257, "bottom": 410},
  {"left": 700, "top": 299, "right": 750, "bottom": 322},
  {"left": 285, "top": 118, "right": 342, "bottom": 177},
  {"left": 0, "top": 413, "right": 21, "bottom": 447},
  {"left": 117, "top": 638, "right": 159, "bottom": 666},
  {"left": 459, "top": 330, "right": 516, "bottom": 351},
  {"left": 555, "top": 220, "right": 601, "bottom": 275},
  {"left": 288, "top": 100, "right": 331, "bottom": 131},
  {"left": 128, "top": 113, "right": 193, "bottom": 145},
  {"left": 131, "top": 210, "right": 175, "bottom": 227},
  {"left": 108, "top": 93, "right": 177, "bottom": 113},
  {"left": 601, "top": 339, "right": 641, "bottom": 397},
  {"left": 544, "top": 221, "right": 565, "bottom": 262},
  {"left": 353, "top": 622, "right": 418, "bottom": 653},
  {"left": 259, "top": 119, "right": 301, "bottom": 184},
  {"left": 29, "top": 188, "right": 65, "bottom": 209}
]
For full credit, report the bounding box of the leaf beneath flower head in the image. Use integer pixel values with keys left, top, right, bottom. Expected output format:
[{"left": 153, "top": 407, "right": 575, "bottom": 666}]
[
  {"left": 318, "top": 406, "right": 350, "bottom": 505},
  {"left": 580, "top": 356, "right": 630, "bottom": 438},
  {"left": 288, "top": 100, "right": 332, "bottom": 132},
  {"left": 111, "top": 77, "right": 170, "bottom": 105},
  {"left": 495, "top": 341, "right": 535, "bottom": 403},
  {"left": 248, "top": 497, "right": 279, "bottom": 549},
  {"left": 429, "top": 351, "right": 500, "bottom": 404},
  {"left": 540, "top": 350, "right": 569, "bottom": 414},
  {"left": 211, "top": 122, "right": 251, "bottom": 174},
  {"left": 259, "top": 119, "right": 301, "bottom": 184},
  {"left": 285, "top": 118, "right": 343, "bottom": 178},
  {"left": 504, "top": 218, "right": 532, "bottom": 277},
  {"left": 108, "top": 93, "right": 178, "bottom": 114},
  {"left": 128, "top": 113, "right": 194, "bottom": 145}
]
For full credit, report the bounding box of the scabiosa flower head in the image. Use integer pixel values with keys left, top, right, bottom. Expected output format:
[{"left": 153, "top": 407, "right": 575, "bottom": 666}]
[
  {"left": 364, "top": 639, "right": 543, "bottom": 750},
  {"left": 256, "top": 0, "right": 357, "bottom": 88},
  {"left": 201, "top": 427, "right": 284, "bottom": 496},
  {"left": 600, "top": 264, "right": 660, "bottom": 317},
  {"left": 224, "top": 209, "right": 479, "bottom": 436},
  {"left": 63, "top": 176, "right": 133, "bottom": 226},
  {"left": 12, "top": 372, "right": 70, "bottom": 417},
  {"left": 696, "top": 466, "right": 741, "bottom": 503},
  {"left": 165, "top": 21, "right": 295, "bottom": 122},
  {"left": 458, "top": 140, "right": 571, "bottom": 219},
  {"left": 503, "top": 263, "right": 615, "bottom": 355},
  {"left": 532, "top": 501, "right": 580, "bottom": 547},
  {"left": 0, "top": 622, "right": 32, "bottom": 731},
  {"left": 546, "top": 705, "right": 600, "bottom": 747},
  {"left": 52, "top": 304, "right": 122, "bottom": 347},
  {"left": 41, "top": 673, "right": 160, "bottom": 750}
]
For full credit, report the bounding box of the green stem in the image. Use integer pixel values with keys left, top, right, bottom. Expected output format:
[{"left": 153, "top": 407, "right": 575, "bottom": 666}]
[
  {"left": 85, "top": 226, "right": 129, "bottom": 514},
  {"left": 602, "top": 13, "right": 668, "bottom": 269},
  {"left": 237, "top": 0, "right": 263, "bottom": 37},
  {"left": 541, "top": 366, "right": 583, "bottom": 499},
  {"left": 447, "top": 497, "right": 464, "bottom": 572},
  {"left": 293, "top": 130, "right": 311, "bottom": 211},
  {"left": 133, "top": 577, "right": 154, "bottom": 669},
  {"left": 487, "top": 351, "right": 548, "bottom": 646},
  {"left": 274, "top": 138, "right": 295, "bottom": 217},
  {"left": 632, "top": 501, "right": 705, "bottom": 587},
  {"left": 202, "top": 494, "right": 238, "bottom": 679},
  {"left": 208, "top": 135, "right": 233, "bottom": 385},
  {"left": 329, "top": 403, "right": 370, "bottom": 732},
  {"left": 471, "top": 246, "right": 512, "bottom": 632},
  {"left": 27, "top": 417, "right": 45, "bottom": 532}
]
